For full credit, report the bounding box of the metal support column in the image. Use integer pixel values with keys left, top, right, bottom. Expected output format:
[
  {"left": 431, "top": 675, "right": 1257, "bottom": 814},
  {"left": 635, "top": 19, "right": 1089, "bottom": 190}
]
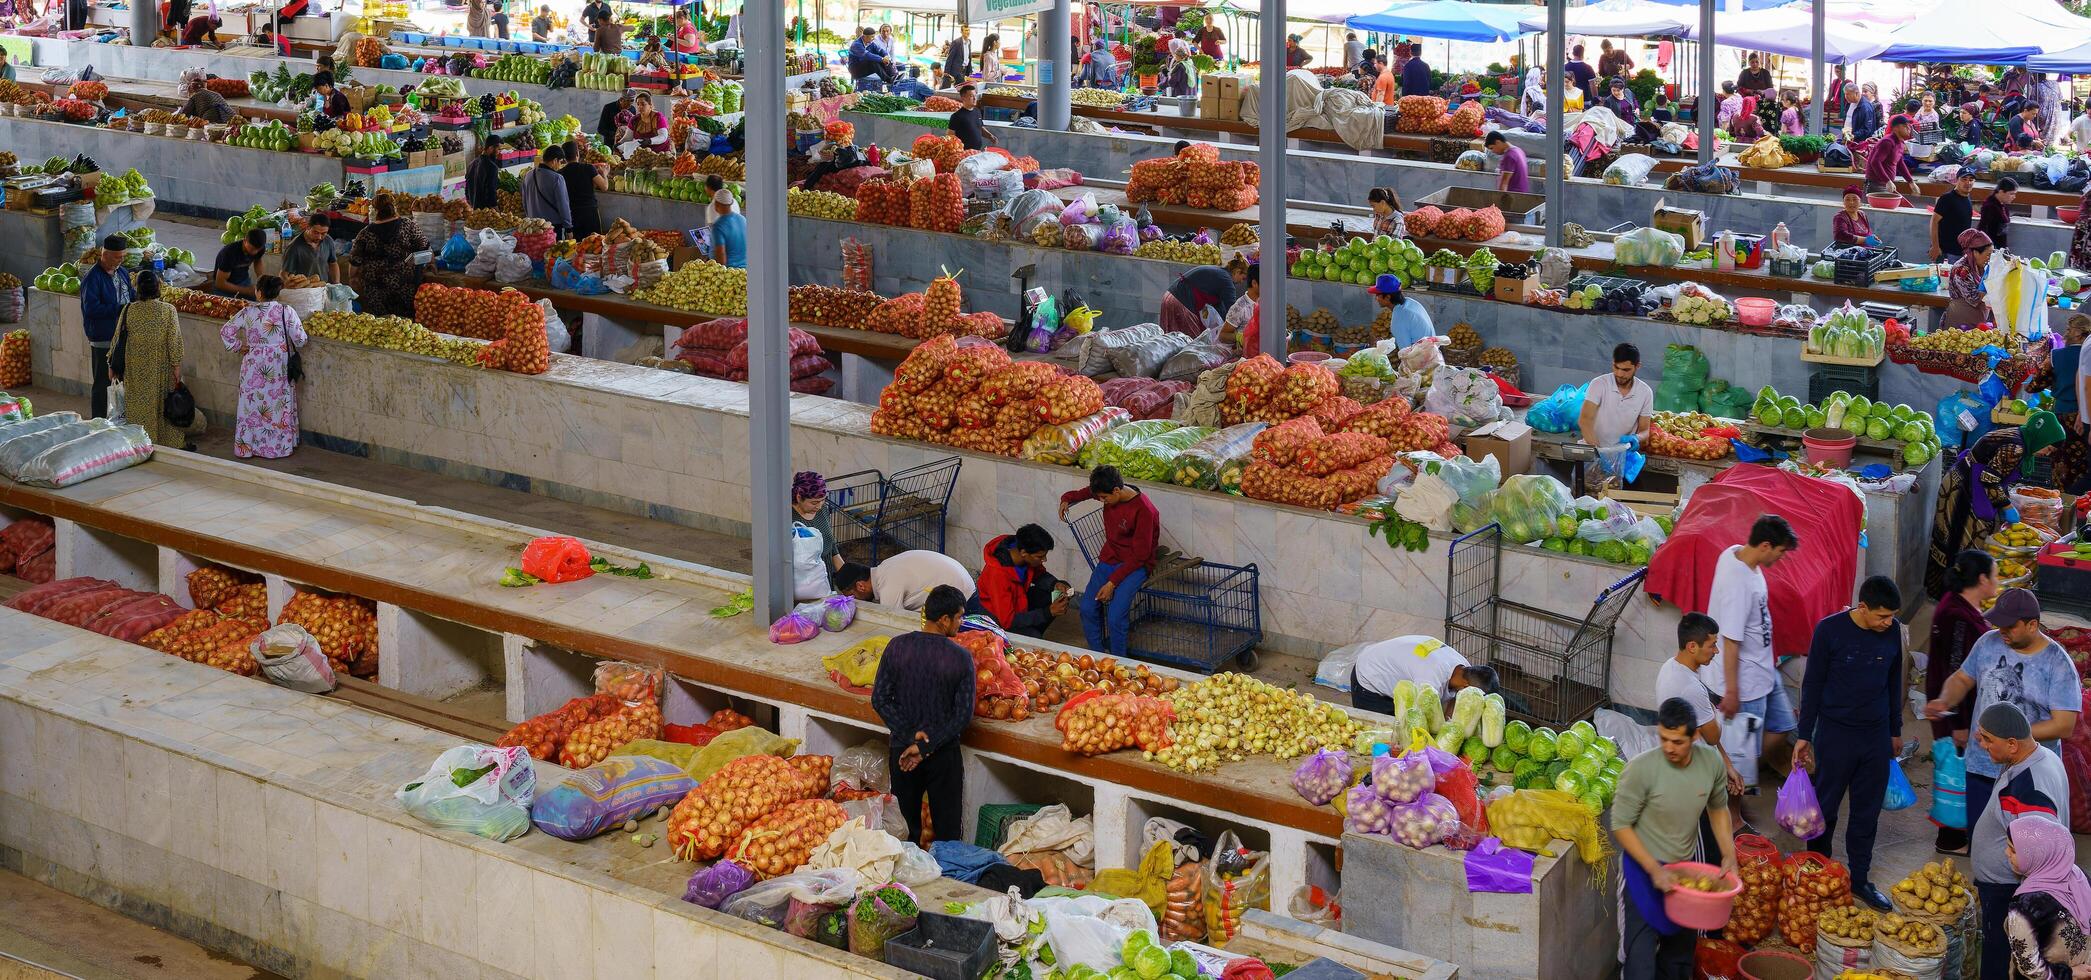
[
  {"left": 1809, "top": 1, "right": 1827, "bottom": 132},
  {"left": 746, "top": 0, "right": 794, "bottom": 621},
  {"left": 1257, "top": 0, "right": 1286, "bottom": 359},
  {"left": 1042, "top": 0, "right": 1071, "bottom": 130},
  {"left": 1697, "top": 12, "right": 1716, "bottom": 162},
  {"left": 130, "top": 0, "right": 157, "bottom": 43},
  {"left": 1544, "top": 0, "right": 1565, "bottom": 247}
]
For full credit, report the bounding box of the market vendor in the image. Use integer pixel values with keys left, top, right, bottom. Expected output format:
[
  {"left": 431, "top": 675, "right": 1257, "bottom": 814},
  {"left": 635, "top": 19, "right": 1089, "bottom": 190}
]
[
  {"left": 1612, "top": 698, "right": 1738, "bottom": 980},
  {"left": 1943, "top": 229, "right": 1997, "bottom": 329},
  {"left": 529, "top": 4, "right": 551, "bottom": 42},
  {"left": 1368, "top": 275, "right": 1434, "bottom": 349},
  {"left": 790, "top": 471, "right": 843, "bottom": 574},
  {"left": 833, "top": 551, "right": 975, "bottom": 613},
  {"left": 176, "top": 77, "right": 236, "bottom": 125},
  {"left": 1366, "top": 187, "right": 1406, "bottom": 237},
  {"left": 1483, "top": 131, "right": 1530, "bottom": 194},
  {"left": 1598, "top": 76, "right": 1638, "bottom": 123},
  {"left": 671, "top": 8, "right": 702, "bottom": 55},
  {"left": 1956, "top": 103, "right": 1995, "bottom": 149},
  {"left": 1932, "top": 169, "right": 1978, "bottom": 263},
  {"left": 595, "top": 90, "right": 634, "bottom": 148},
  {"left": 1224, "top": 262, "right": 1261, "bottom": 353},
  {"left": 948, "top": 84, "right": 995, "bottom": 152},
  {"left": 1924, "top": 414, "right": 2065, "bottom": 595},
  {"left": 281, "top": 214, "right": 342, "bottom": 284},
  {"left": 870, "top": 585, "right": 975, "bottom": 845},
  {"left": 618, "top": 92, "right": 671, "bottom": 153},
  {"left": 1159, "top": 38, "right": 1194, "bottom": 98},
  {"left": 465, "top": 135, "right": 503, "bottom": 210},
  {"left": 1736, "top": 54, "right": 1773, "bottom": 100},
  {"left": 313, "top": 73, "right": 350, "bottom": 120},
  {"left": 210, "top": 229, "right": 268, "bottom": 301},
  {"left": 968, "top": 525, "right": 1067, "bottom": 638},
  {"left": 178, "top": 13, "right": 222, "bottom": 47},
  {"left": 1863, "top": 114, "right": 1919, "bottom": 198},
  {"left": 1057, "top": 465, "right": 1160, "bottom": 660},
  {"left": 1160, "top": 263, "right": 1242, "bottom": 338},
  {"left": 1832, "top": 186, "right": 1876, "bottom": 246},
  {"left": 2009, "top": 102, "right": 2046, "bottom": 151},
  {"left": 1076, "top": 40, "right": 1119, "bottom": 89},
  {"left": 1578, "top": 343, "right": 1654, "bottom": 449},
  {"left": 1347, "top": 635, "right": 1498, "bottom": 717},
  {"left": 1979, "top": 176, "right": 2018, "bottom": 253}
]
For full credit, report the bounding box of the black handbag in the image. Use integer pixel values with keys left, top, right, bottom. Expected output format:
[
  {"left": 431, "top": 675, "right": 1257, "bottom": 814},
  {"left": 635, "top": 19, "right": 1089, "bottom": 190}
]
[
  {"left": 282, "top": 310, "right": 304, "bottom": 382},
  {"left": 108, "top": 305, "right": 128, "bottom": 381},
  {"left": 162, "top": 382, "right": 195, "bottom": 428}
]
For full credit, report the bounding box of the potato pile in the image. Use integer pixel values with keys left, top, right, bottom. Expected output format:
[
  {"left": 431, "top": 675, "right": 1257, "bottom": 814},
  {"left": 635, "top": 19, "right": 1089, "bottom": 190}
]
[
  {"left": 1779, "top": 853, "right": 1854, "bottom": 954},
  {"left": 0, "top": 329, "right": 27, "bottom": 389},
  {"left": 1875, "top": 913, "right": 1944, "bottom": 955},
  {"left": 1447, "top": 322, "right": 1483, "bottom": 349},
  {"left": 1220, "top": 223, "right": 1257, "bottom": 246},
  {"left": 1727, "top": 845, "right": 1782, "bottom": 945},
  {"left": 1816, "top": 905, "right": 1878, "bottom": 944},
  {"left": 1892, "top": 860, "right": 1970, "bottom": 918}
]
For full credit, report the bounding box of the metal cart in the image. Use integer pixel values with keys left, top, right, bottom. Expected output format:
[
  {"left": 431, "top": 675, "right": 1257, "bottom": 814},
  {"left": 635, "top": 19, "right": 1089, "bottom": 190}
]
[
  {"left": 1444, "top": 523, "right": 1644, "bottom": 727},
  {"left": 821, "top": 456, "right": 963, "bottom": 567},
  {"left": 1065, "top": 505, "right": 1262, "bottom": 673}
]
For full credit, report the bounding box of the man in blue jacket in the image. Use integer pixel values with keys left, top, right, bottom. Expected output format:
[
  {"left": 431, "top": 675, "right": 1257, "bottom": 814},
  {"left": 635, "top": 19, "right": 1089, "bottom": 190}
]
[
  {"left": 1794, "top": 575, "right": 1905, "bottom": 911},
  {"left": 79, "top": 235, "right": 135, "bottom": 421},
  {"left": 847, "top": 26, "right": 897, "bottom": 89}
]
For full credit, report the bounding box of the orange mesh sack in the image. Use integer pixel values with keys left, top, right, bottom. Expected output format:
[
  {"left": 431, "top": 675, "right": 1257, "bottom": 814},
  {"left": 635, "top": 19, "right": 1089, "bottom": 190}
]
[{"left": 520, "top": 535, "right": 594, "bottom": 583}]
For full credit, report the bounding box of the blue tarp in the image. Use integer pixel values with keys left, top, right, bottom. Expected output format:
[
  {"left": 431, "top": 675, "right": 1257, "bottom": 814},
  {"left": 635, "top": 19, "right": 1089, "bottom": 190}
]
[{"left": 1346, "top": 1, "right": 1534, "bottom": 42}]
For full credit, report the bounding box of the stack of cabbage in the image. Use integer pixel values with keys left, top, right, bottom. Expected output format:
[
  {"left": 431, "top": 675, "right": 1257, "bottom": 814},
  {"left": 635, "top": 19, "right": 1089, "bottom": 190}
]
[
  {"left": 1752, "top": 385, "right": 1940, "bottom": 465},
  {"left": 1357, "top": 686, "right": 1625, "bottom": 814},
  {"left": 1806, "top": 304, "right": 1884, "bottom": 360}
]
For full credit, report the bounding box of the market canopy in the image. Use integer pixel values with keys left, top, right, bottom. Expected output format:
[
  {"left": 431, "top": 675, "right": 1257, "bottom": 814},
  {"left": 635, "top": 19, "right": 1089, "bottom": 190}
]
[
  {"left": 1514, "top": 0, "right": 1693, "bottom": 39},
  {"left": 1877, "top": 0, "right": 2091, "bottom": 64},
  {"left": 1676, "top": 6, "right": 1892, "bottom": 64},
  {"left": 1345, "top": 1, "right": 1533, "bottom": 43},
  {"left": 1643, "top": 0, "right": 1797, "bottom": 12}
]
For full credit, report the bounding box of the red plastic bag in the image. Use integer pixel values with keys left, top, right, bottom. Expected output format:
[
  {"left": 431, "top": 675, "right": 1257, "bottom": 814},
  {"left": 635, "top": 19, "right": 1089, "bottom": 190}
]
[
  {"left": 520, "top": 536, "right": 595, "bottom": 583},
  {"left": 1435, "top": 759, "right": 1487, "bottom": 836},
  {"left": 662, "top": 722, "right": 720, "bottom": 746},
  {"left": 2064, "top": 684, "right": 2091, "bottom": 834}
]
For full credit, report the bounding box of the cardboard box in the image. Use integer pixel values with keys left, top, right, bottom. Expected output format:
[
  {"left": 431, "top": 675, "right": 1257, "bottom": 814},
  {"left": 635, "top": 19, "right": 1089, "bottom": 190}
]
[
  {"left": 1651, "top": 199, "right": 1706, "bottom": 251},
  {"left": 670, "top": 245, "right": 708, "bottom": 270},
  {"left": 1206, "top": 73, "right": 1244, "bottom": 101},
  {"left": 1464, "top": 419, "right": 1533, "bottom": 477},
  {"left": 1493, "top": 275, "right": 1540, "bottom": 304}
]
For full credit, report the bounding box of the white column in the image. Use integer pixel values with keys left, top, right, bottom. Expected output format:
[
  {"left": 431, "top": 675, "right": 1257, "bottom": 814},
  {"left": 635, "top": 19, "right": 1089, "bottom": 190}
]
[
  {"left": 746, "top": 0, "right": 794, "bottom": 621},
  {"left": 1041, "top": 0, "right": 1071, "bottom": 131},
  {"left": 1256, "top": 0, "right": 1287, "bottom": 359}
]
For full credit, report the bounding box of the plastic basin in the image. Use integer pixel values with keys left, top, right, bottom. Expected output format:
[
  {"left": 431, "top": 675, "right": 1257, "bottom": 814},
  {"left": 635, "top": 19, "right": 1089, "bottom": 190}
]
[
  {"left": 1867, "top": 193, "right": 1906, "bottom": 209},
  {"left": 1734, "top": 297, "right": 1776, "bottom": 327},
  {"left": 1737, "top": 949, "right": 1811, "bottom": 980},
  {"left": 1661, "top": 861, "right": 1743, "bottom": 930},
  {"left": 1802, "top": 427, "right": 1857, "bottom": 468},
  {"left": 2062, "top": 206, "right": 2082, "bottom": 224},
  {"left": 1288, "top": 351, "right": 1331, "bottom": 366}
]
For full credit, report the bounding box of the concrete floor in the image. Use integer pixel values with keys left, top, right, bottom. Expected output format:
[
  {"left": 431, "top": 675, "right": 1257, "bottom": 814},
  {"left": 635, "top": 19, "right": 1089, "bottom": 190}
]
[{"left": 0, "top": 870, "right": 284, "bottom": 980}]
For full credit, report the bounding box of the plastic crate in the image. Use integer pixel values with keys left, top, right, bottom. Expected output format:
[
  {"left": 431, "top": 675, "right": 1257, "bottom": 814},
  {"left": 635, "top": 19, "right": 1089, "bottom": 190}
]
[
  {"left": 973, "top": 802, "right": 1045, "bottom": 850},
  {"left": 1823, "top": 243, "right": 1897, "bottom": 286},
  {"left": 1807, "top": 362, "right": 1879, "bottom": 404},
  {"left": 1767, "top": 255, "right": 1807, "bottom": 279},
  {"left": 884, "top": 913, "right": 997, "bottom": 980}
]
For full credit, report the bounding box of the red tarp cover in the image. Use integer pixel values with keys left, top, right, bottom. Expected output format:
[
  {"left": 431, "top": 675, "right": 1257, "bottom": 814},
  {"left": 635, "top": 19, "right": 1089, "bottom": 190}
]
[{"left": 1644, "top": 466, "right": 1865, "bottom": 659}]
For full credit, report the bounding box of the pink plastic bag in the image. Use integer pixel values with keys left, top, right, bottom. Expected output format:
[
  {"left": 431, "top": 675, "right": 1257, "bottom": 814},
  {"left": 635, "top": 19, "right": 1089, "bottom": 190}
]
[
  {"left": 1775, "top": 767, "right": 1826, "bottom": 841},
  {"left": 1290, "top": 748, "right": 1352, "bottom": 805},
  {"left": 770, "top": 610, "right": 822, "bottom": 644}
]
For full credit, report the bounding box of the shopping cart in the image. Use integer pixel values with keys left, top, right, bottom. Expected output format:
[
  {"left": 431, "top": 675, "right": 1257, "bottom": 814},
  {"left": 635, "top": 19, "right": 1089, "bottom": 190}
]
[
  {"left": 821, "top": 456, "right": 963, "bottom": 567},
  {"left": 1443, "top": 523, "right": 1644, "bottom": 727},
  {"left": 1065, "top": 504, "right": 1262, "bottom": 673}
]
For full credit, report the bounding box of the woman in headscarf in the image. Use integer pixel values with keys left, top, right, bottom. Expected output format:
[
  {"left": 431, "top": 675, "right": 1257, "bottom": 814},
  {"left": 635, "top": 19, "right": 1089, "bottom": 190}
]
[
  {"left": 113, "top": 270, "right": 186, "bottom": 448},
  {"left": 1076, "top": 38, "right": 1118, "bottom": 89},
  {"left": 791, "top": 471, "right": 842, "bottom": 573},
  {"left": 465, "top": 0, "right": 488, "bottom": 37},
  {"left": 1943, "top": 228, "right": 1995, "bottom": 329},
  {"left": 1159, "top": 37, "right": 1194, "bottom": 98},
  {"left": 1832, "top": 186, "right": 1874, "bottom": 246},
  {"left": 2003, "top": 817, "right": 2091, "bottom": 979},
  {"left": 1924, "top": 410, "right": 2066, "bottom": 596},
  {"left": 1957, "top": 102, "right": 1995, "bottom": 148},
  {"left": 1981, "top": 176, "right": 2019, "bottom": 253}
]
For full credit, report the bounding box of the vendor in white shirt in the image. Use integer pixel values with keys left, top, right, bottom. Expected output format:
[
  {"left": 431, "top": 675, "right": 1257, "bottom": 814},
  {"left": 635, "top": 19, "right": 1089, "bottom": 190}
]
[
  {"left": 833, "top": 551, "right": 975, "bottom": 613},
  {"left": 1578, "top": 341, "right": 1654, "bottom": 448},
  {"left": 1349, "top": 635, "right": 1500, "bottom": 716}
]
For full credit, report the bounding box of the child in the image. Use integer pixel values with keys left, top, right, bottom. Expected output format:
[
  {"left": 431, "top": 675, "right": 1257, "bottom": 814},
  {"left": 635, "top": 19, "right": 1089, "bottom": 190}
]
[
  {"left": 1650, "top": 90, "right": 1674, "bottom": 124},
  {"left": 1779, "top": 91, "right": 1805, "bottom": 136}
]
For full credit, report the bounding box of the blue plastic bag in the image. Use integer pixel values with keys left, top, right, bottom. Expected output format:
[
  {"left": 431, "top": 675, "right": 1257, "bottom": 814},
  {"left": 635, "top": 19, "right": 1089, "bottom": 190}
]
[
  {"left": 1526, "top": 383, "right": 1587, "bottom": 434},
  {"left": 1930, "top": 738, "right": 1968, "bottom": 829},
  {"left": 1936, "top": 391, "right": 1990, "bottom": 451},
  {"left": 530, "top": 755, "right": 697, "bottom": 840},
  {"left": 438, "top": 231, "right": 476, "bottom": 272},
  {"left": 1883, "top": 757, "right": 1916, "bottom": 811}
]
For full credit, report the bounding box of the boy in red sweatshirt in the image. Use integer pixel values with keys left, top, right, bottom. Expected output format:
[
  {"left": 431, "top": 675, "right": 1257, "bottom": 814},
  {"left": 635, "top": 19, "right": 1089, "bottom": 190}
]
[
  {"left": 967, "top": 523, "right": 1067, "bottom": 637},
  {"left": 1057, "top": 466, "right": 1160, "bottom": 658}
]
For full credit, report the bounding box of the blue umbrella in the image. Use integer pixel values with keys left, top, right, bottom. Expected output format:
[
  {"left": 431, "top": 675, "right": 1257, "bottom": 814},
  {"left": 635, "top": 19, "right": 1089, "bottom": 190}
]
[{"left": 1346, "top": 1, "right": 1533, "bottom": 44}]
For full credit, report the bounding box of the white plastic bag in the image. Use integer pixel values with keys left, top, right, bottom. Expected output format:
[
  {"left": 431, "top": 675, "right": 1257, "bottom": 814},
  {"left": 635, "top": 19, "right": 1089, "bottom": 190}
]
[
  {"left": 1315, "top": 642, "right": 1367, "bottom": 693},
  {"left": 719, "top": 867, "right": 866, "bottom": 928},
  {"left": 323, "top": 284, "right": 359, "bottom": 313},
  {"left": 1035, "top": 895, "right": 1159, "bottom": 972},
  {"left": 893, "top": 842, "right": 942, "bottom": 885},
  {"left": 1603, "top": 154, "right": 1659, "bottom": 186},
  {"left": 1423, "top": 366, "right": 1507, "bottom": 426},
  {"left": 1394, "top": 472, "right": 1458, "bottom": 531},
  {"left": 16, "top": 424, "right": 152, "bottom": 487},
  {"left": 496, "top": 250, "right": 534, "bottom": 283},
  {"left": 791, "top": 522, "right": 831, "bottom": 601},
  {"left": 395, "top": 745, "right": 536, "bottom": 841},
  {"left": 1722, "top": 711, "right": 1765, "bottom": 789},
  {"left": 838, "top": 793, "right": 909, "bottom": 840},
  {"left": 277, "top": 286, "right": 325, "bottom": 317},
  {"left": 251, "top": 623, "right": 337, "bottom": 693},
  {"left": 1613, "top": 226, "right": 1686, "bottom": 267},
  {"left": 1592, "top": 707, "right": 1658, "bottom": 763},
  {"left": 537, "top": 299, "right": 571, "bottom": 353}
]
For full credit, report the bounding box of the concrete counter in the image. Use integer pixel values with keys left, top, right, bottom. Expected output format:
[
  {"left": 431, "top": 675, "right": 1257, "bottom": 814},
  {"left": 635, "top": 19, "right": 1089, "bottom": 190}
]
[
  {"left": 21, "top": 288, "right": 1935, "bottom": 706},
  {"left": 842, "top": 113, "right": 2075, "bottom": 270},
  {"left": 0, "top": 115, "right": 346, "bottom": 217}
]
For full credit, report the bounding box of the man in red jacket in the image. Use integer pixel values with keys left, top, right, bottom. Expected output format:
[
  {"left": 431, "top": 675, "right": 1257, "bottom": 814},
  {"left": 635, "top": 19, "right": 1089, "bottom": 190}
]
[
  {"left": 1057, "top": 466, "right": 1160, "bottom": 658},
  {"left": 968, "top": 524, "right": 1068, "bottom": 638}
]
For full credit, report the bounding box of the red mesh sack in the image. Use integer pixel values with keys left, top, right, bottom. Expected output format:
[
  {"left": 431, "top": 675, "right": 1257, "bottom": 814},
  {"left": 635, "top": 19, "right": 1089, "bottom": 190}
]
[
  {"left": 675, "top": 317, "right": 748, "bottom": 352},
  {"left": 1776, "top": 851, "right": 1851, "bottom": 954},
  {"left": 2065, "top": 683, "right": 2091, "bottom": 833},
  {"left": 1726, "top": 833, "right": 1782, "bottom": 945},
  {"left": 520, "top": 535, "right": 595, "bottom": 583},
  {"left": 790, "top": 354, "right": 832, "bottom": 380},
  {"left": 793, "top": 377, "right": 835, "bottom": 396},
  {"left": 1693, "top": 938, "right": 1745, "bottom": 980}
]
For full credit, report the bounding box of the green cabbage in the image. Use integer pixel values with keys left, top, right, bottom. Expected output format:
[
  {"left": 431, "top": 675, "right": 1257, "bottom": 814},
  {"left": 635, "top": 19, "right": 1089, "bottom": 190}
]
[
  {"left": 1554, "top": 726, "right": 1587, "bottom": 760},
  {"left": 1169, "top": 949, "right": 1198, "bottom": 978},
  {"left": 1480, "top": 693, "right": 1507, "bottom": 748},
  {"left": 1526, "top": 728, "right": 1558, "bottom": 763},
  {"left": 1490, "top": 744, "right": 1520, "bottom": 773},
  {"left": 1555, "top": 769, "right": 1587, "bottom": 796},
  {"left": 1461, "top": 735, "right": 1489, "bottom": 767},
  {"left": 1590, "top": 735, "right": 1618, "bottom": 763},
  {"left": 1504, "top": 720, "right": 1532, "bottom": 753},
  {"left": 1571, "top": 750, "right": 1604, "bottom": 779},
  {"left": 1131, "top": 944, "right": 1172, "bottom": 979}
]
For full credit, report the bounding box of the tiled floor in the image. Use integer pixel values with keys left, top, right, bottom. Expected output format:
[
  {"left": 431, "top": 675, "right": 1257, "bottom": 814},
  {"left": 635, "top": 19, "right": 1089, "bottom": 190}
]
[{"left": 0, "top": 869, "right": 285, "bottom": 980}]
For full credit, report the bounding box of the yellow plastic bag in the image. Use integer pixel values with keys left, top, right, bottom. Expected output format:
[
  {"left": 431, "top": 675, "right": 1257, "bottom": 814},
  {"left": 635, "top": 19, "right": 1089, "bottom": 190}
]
[
  {"left": 822, "top": 636, "right": 888, "bottom": 688},
  {"left": 1085, "top": 838, "right": 1176, "bottom": 919},
  {"left": 619, "top": 727, "right": 801, "bottom": 781}
]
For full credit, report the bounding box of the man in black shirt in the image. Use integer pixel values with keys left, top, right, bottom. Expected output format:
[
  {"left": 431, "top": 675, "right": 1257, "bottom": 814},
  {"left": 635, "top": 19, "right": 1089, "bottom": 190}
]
[
  {"left": 949, "top": 83, "right": 995, "bottom": 151},
  {"left": 870, "top": 585, "right": 975, "bottom": 845},
  {"left": 1931, "top": 168, "right": 1977, "bottom": 262},
  {"left": 1794, "top": 575, "right": 1905, "bottom": 912},
  {"left": 212, "top": 229, "right": 267, "bottom": 300},
  {"left": 465, "top": 134, "right": 503, "bottom": 209}
]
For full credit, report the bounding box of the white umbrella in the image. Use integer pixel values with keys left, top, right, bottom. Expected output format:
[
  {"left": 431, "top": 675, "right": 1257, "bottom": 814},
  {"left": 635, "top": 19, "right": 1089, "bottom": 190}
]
[
  {"left": 1514, "top": 0, "right": 1693, "bottom": 38},
  {"left": 1677, "top": 6, "right": 1892, "bottom": 64}
]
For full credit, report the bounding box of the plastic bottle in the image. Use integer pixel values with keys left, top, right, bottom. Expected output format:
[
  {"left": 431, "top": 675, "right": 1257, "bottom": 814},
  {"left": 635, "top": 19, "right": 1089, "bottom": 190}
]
[{"left": 1770, "top": 221, "right": 1790, "bottom": 250}]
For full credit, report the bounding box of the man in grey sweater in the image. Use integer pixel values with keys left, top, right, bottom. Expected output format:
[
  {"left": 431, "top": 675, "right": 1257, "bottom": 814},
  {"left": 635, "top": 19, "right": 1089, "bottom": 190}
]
[
  {"left": 521, "top": 148, "right": 571, "bottom": 238},
  {"left": 1968, "top": 702, "right": 2072, "bottom": 980}
]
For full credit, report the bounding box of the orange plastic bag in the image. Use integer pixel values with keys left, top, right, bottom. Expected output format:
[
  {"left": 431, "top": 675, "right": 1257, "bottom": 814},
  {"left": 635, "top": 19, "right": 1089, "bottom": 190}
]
[{"left": 521, "top": 536, "right": 594, "bottom": 583}]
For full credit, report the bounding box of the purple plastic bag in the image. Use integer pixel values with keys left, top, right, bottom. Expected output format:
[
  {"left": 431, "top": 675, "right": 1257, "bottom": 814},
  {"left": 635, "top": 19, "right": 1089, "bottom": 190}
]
[
  {"left": 770, "top": 609, "right": 821, "bottom": 644},
  {"left": 1418, "top": 745, "right": 1462, "bottom": 776},
  {"left": 1388, "top": 793, "right": 1460, "bottom": 848},
  {"left": 821, "top": 595, "right": 857, "bottom": 632},
  {"left": 1774, "top": 767, "right": 1826, "bottom": 840},
  {"left": 1343, "top": 783, "right": 1396, "bottom": 836},
  {"left": 1290, "top": 747, "right": 1352, "bottom": 806},
  {"left": 1370, "top": 752, "right": 1433, "bottom": 804},
  {"left": 1464, "top": 837, "right": 1535, "bottom": 894},
  {"left": 684, "top": 859, "right": 757, "bottom": 909}
]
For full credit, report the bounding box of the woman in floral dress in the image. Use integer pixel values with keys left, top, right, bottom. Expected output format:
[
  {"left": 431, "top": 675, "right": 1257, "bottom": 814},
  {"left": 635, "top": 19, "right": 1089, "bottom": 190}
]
[
  {"left": 219, "top": 275, "right": 307, "bottom": 460},
  {"left": 348, "top": 193, "right": 427, "bottom": 317}
]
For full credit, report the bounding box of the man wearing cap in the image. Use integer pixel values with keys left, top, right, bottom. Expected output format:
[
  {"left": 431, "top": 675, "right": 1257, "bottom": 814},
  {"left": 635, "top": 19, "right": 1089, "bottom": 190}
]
[
  {"left": 1863, "top": 113, "right": 1918, "bottom": 197},
  {"left": 1960, "top": 702, "right": 2071, "bottom": 980},
  {"left": 1926, "top": 588, "right": 2080, "bottom": 822},
  {"left": 78, "top": 235, "right": 134, "bottom": 421},
  {"left": 1368, "top": 274, "right": 1436, "bottom": 350},
  {"left": 1793, "top": 576, "right": 1906, "bottom": 912},
  {"left": 710, "top": 189, "right": 747, "bottom": 269}
]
